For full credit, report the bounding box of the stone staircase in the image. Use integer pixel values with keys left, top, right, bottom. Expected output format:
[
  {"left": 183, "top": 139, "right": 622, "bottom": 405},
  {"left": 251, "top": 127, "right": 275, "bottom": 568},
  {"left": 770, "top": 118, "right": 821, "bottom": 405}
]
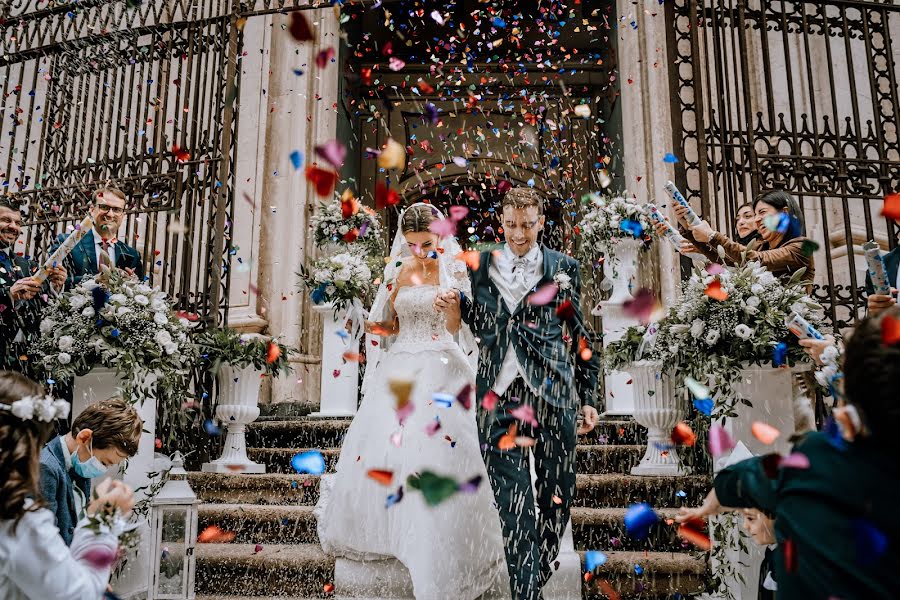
[{"left": 190, "top": 417, "right": 710, "bottom": 599}]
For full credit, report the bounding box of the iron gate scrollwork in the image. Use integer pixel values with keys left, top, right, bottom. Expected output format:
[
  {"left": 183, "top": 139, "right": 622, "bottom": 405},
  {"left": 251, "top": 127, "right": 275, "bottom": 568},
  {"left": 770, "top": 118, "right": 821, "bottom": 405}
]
[{"left": 667, "top": 0, "right": 900, "bottom": 331}]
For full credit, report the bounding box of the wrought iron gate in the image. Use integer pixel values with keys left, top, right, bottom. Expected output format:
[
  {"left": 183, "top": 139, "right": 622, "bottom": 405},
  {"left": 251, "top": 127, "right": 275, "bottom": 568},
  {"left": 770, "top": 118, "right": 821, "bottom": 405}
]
[
  {"left": 0, "top": 0, "right": 246, "bottom": 324},
  {"left": 667, "top": 0, "right": 900, "bottom": 330}
]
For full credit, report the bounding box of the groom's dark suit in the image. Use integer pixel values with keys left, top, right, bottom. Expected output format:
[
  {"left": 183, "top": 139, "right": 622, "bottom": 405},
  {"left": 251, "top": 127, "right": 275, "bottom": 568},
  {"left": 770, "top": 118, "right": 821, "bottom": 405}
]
[{"left": 460, "top": 244, "right": 600, "bottom": 600}]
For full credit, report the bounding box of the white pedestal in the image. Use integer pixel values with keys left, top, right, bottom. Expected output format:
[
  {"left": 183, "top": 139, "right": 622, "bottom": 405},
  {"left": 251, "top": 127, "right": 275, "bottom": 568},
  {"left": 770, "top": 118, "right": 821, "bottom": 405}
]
[
  {"left": 628, "top": 361, "right": 690, "bottom": 476},
  {"left": 72, "top": 367, "right": 156, "bottom": 600},
  {"left": 202, "top": 363, "right": 266, "bottom": 474},
  {"left": 309, "top": 302, "right": 359, "bottom": 418},
  {"left": 597, "top": 238, "right": 643, "bottom": 416}
]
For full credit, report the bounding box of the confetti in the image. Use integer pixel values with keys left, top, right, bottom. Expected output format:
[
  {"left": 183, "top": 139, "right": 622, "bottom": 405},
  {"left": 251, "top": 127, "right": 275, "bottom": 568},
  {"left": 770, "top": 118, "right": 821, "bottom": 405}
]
[
  {"left": 316, "top": 47, "right": 336, "bottom": 68},
  {"left": 266, "top": 342, "right": 281, "bottom": 363},
  {"left": 751, "top": 421, "right": 780, "bottom": 445},
  {"left": 367, "top": 469, "right": 394, "bottom": 486},
  {"left": 425, "top": 416, "right": 442, "bottom": 436},
  {"left": 482, "top": 390, "right": 499, "bottom": 411},
  {"left": 203, "top": 419, "right": 222, "bottom": 436},
  {"left": 772, "top": 341, "right": 788, "bottom": 367},
  {"left": 670, "top": 422, "right": 696, "bottom": 446},
  {"left": 198, "top": 525, "right": 236, "bottom": 543},
  {"left": 622, "top": 288, "right": 660, "bottom": 324},
  {"left": 407, "top": 470, "right": 460, "bottom": 506},
  {"left": 707, "top": 425, "right": 735, "bottom": 458},
  {"left": 456, "top": 250, "right": 481, "bottom": 271},
  {"left": 457, "top": 475, "right": 482, "bottom": 494},
  {"left": 378, "top": 138, "right": 407, "bottom": 170},
  {"left": 663, "top": 153, "right": 680, "bottom": 163},
  {"left": 81, "top": 546, "right": 119, "bottom": 569},
  {"left": 800, "top": 239, "right": 820, "bottom": 256},
  {"left": 780, "top": 452, "right": 810, "bottom": 470},
  {"left": 291, "top": 450, "right": 326, "bottom": 475},
  {"left": 305, "top": 165, "right": 337, "bottom": 197},
  {"left": 289, "top": 150, "right": 303, "bottom": 170},
  {"left": 375, "top": 183, "right": 401, "bottom": 209},
  {"left": 883, "top": 192, "right": 900, "bottom": 220},
  {"left": 704, "top": 280, "right": 728, "bottom": 301},
  {"left": 456, "top": 383, "right": 473, "bottom": 411},
  {"left": 677, "top": 518, "right": 711, "bottom": 550},
  {"left": 527, "top": 283, "right": 559, "bottom": 306},
  {"left": 288, "top": 12, "right": 314, "bottom": 41},
  {"left": 315, "top": 140, "right": 347, "bottom": 170},
  {"left": 624, "top": 503, "right": 658, "bottom": 540},
  {"left": 385, "top": 485, "right": 404, "bottom": 508},
  {"left": 498, "top": 423, "right": 517, "bottom": 450},
  {"left": 852, "top": 518, "right": 888, "bottom": 565},
  {"left": 882, "top": 315, "right": 900, "bottom": 345},
  {"left": 584, "top": 550, "right": 607, "bottom": 572},
  {"left": 509, "top": 403, "right": 538, "bottom": 427}
]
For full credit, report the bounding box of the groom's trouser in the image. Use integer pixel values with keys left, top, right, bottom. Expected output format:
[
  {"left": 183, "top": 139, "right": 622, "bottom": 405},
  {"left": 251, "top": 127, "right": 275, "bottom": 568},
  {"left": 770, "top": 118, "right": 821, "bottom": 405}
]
[{"left": 478, "top": 378, "right": 577, "bottom": 600}]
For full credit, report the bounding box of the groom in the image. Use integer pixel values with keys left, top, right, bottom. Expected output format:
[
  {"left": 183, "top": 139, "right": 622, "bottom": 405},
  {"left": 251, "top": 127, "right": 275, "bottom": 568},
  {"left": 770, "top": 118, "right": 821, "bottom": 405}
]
[{"left": 436, "top": 187, "right": 601, "bottom": 599}]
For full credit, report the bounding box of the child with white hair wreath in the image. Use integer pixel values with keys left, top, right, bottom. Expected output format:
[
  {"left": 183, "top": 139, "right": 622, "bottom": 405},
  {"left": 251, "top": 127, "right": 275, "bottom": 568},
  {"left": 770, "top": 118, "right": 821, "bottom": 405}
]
[{"left": 0, "top": 371, "right": 135, "bottom": 600}]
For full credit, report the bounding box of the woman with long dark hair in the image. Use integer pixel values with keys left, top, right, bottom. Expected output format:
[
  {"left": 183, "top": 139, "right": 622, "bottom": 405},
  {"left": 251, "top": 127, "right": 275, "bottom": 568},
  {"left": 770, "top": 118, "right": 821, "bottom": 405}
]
[
  {"left": 658, "top": 190, "right": 815, "bottom": 286},
  {"left": 0, "top": 371, "right": 135, "bottom": 600}
]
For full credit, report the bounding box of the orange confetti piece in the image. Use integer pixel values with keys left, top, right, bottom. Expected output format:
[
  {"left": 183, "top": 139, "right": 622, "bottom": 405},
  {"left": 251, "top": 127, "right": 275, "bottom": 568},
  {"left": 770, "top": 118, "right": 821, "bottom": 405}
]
[
  {"left": 266, "top": 342, "right": 281, "bottom": 364},
  {"left": 882, "top": 315, "right": 900, "bottom": 345},
  {"left": 552, "top": 495, "right": 563, "bottom": 505},
  {"left": 172, "top": 144, "right": 190, "bottom": 163},
  {"left": 498, "top": 423, "right": 517, "bottom": 450},
  {"left": 198, "top": 525, "right": 236, "bottom": 543},
  {"left": 367, "top": 469, "right": 394, "bottom": 485},
  {"left": 323, "top": 583, "right": 335, "bottom": 594},
  {"left": 342, "top": 351, "right": 365, "bottom": 363},
  {"left": 671, "top": 422, "right": 696, "bottom": 446},
  {"left": 704, "top": 280, "right": 728, "bottom": 301},
  {"left": 677, "top": 517, "right": 711, "bottom": 550},
  {"left": 456, "top": 250, "right": 481, "bottom": 271},
  {"left": 751, "top": 421, "right": 780, "bottom": 445},
  {"left": 578, "top": 336, "right": 593, "bottom": 361}
]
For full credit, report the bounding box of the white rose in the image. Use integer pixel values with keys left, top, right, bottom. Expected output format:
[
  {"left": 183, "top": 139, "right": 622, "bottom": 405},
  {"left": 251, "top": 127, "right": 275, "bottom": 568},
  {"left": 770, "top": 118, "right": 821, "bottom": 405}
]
[
  {"left": 750, "top": 283, "right": 764, "bottom": 295},
  {"left": 163, "top": 342, "right": 178, "bottom": 355},
  {"left": 40, "top": 319, "right": 56, "bottom": 334},
  {"left": 554, "top": 272, "right": 572, "bottom": 290},
  {"left": 81, "top": 280, "right": 99, "bottom": 291},
  {"left": 669, "top": 324, "right": 691, "bottom": 335},
  {"left": 690, "top": 319, "right": 705, "bottom": 339},
  {"left": 58, "top": 336, "right": 75, "bottom": 352},
  {"left": 117, "top": 306, "right": 132, "bottom": 316},
  {"left": 746, "top": 296, "right": 760, "bottom": 308},
  {"left": 734, "top": 324, "right": 754, "bottom": 340},
  {"left": 134, "top": 294, "right": 150, "bottom": 306},
  {"left": 759, "top": 271, "right": 777, "bottom": 286},
  {"left": 155, "top": 330, "right": 172, "bottom": 346},
  {"left": 81, "top": 306, "right": 95, "bottom": 318},
  {"left": 325, "top": 284, "right": 336, "bottom": 295},
  {"left": 57, "top": 352, "right": 72, "bottom": 365},
  {"left": 109, "top": 294, "right": 127, "bottom": 304},
  {"left": 334, "top": 268, "right": 352, "bottom": 283},
  {"left": 69, "top": 295, "right": 88, "bottom": 309},
  {"left": 338, "top": 225, "right": 349, "bottom": 235},
  {"left": 150, "top": 299, "right": 167, "bottom": 312},
  {"left": 136, "top": 284, "right": 152, "bottom": 294},
  {"left": 178, "top": 318, "right": 190, "bottom": 328},
  {"left": 154, "top": 312, "right": 168, "bottom": 325},
  {"left": 704, "top": 328, "right": 720, "bottom": 346},
  {"left": 744, "top": 305, "right": 759, "bottom": 316},
  {"left": 790, "top": 302, "right": 807, "bottom": 317}
]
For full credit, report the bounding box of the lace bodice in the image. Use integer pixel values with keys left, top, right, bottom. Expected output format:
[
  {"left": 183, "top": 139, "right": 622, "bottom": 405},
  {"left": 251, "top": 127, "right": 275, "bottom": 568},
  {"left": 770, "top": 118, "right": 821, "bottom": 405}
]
[{"left": 393, "top": 285, "right": 453, "bottom": 346}]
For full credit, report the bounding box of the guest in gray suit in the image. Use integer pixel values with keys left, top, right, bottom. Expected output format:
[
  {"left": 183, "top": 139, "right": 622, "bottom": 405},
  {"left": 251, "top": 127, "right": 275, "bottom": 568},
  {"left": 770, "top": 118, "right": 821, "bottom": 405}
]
[{"left": 40, "top": 397, "right": 142, "bottom": 545}]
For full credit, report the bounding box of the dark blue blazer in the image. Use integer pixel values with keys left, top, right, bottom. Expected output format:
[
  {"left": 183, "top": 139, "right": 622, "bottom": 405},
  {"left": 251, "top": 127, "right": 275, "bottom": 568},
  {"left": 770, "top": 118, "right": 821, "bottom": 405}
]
[
  {"left": 460, "top": 245, "right": 601, "bottom": 410},
  {"left": 0, "top": 252, "right": 51, "bottom": 372},
  {"left": 865, "top": 245, "right": 900, "bottom": 294},
  {"left": 39, "top": 435, "right": 91, "bottom": 546},
  {"left": 53, "top": 229, "right": 144, "bottom": 289}
]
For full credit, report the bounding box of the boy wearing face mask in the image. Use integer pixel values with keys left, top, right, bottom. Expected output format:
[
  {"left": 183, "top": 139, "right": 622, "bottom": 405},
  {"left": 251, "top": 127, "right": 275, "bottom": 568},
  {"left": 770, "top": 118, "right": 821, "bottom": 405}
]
[{"left": 39, "top": 397, "right": 142, "bottom": 545}]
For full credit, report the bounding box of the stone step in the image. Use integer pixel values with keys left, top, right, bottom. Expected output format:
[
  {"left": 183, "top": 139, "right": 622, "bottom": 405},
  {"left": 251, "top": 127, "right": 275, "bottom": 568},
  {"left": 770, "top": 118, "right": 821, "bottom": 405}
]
[
  {"left": 198, "top": 503, "right": 689, "bottom": 553},
  {"left": 247, "top": 417, "right": 646, "bottom": 450},
  {"left": 247, "top": 444, "right": 647, "bottom": 475},
  {"left": 188, "top": 472, "right": 710, "bottom": 508},
  {"left": 195, "top": 543, "right": 333, "bottom": 598},
  {"left": 578, "top": 551, "right": 707, "bottom": 599},
  {"left": 195, "top": 543, "right": 704, "bottom": 599}
]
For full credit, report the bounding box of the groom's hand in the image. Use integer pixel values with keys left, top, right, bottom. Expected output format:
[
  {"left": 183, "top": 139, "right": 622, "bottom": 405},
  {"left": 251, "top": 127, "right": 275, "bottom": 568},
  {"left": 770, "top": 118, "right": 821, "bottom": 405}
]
[
  {"left": 577, "top": 405, "right": 599, "bottom": 435},
  {"left": 433, "top": 289, "right": 460, "bottom": 313}
]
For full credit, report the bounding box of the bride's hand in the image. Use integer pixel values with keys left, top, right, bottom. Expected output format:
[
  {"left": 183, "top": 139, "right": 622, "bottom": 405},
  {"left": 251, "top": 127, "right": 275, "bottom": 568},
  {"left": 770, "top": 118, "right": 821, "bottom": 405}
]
[{"left": 433, "top": 290, "right": 459, "bottom": 313}]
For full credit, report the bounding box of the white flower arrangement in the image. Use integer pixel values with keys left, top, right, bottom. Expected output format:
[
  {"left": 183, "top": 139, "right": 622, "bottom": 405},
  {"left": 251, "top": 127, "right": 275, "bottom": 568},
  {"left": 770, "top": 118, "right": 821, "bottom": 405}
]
[
  {"left": 576, "top": 193, "right": 653, "bottom": 251},
  {"left": 0, "top": 394, "right": 70, "bottom": 422},
  {"left": 310, "top": 193, "right": 385, "bottom": 255},
  {"left": 30, "top": 269, "right": 197, "bottom": 425},
  {"left": 553, "top": 272, "right": 572, "bottom": 291},
  {"left": 299, "top": 249, "right": 376, "bottom": 311},
  {"left": 607, "top": 260, "right": 827, "bottom": 418}
]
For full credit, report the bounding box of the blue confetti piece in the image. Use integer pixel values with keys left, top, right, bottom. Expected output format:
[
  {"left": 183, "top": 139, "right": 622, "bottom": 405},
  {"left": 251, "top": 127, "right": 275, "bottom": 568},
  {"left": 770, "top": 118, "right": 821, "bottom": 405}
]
[
  {"left": 493, "top": 17, "right": 506, "bottom": 28},
  {"left": 585, "top": 550, "right": 607, "bottom": 572},
  {"left": 432, "top": 393, "right": 454, "bottom": 408},
  {"left": 693, "top": 398, "right": 714, "bottom": 416},
  {"left": 634, "top": 564, "right": 644, "bottom": 575},
  {"left": 290, "top": 150, "right": 303, "bottom": 170},
  {"left": 335, "top": 329, "right": 349, "bottom": 340},
  {"left": 852, "top": 518, "right": 888, "bottom": 565},
  {"left": 291, "top": 450, "right": 326, "bottom": 475},
  {"left": 773, "top": 341, "right": 788, "bottom": 367},
  {"left": 386, "top": 485, "right": 404, "bottom": 508},
  {"left": 676, "top": 490, "right": 687, "bottom": 498},
  {"left": 624, "top": 503, "right": 659, "bottom": 540},
  {"left": 619, "top": 219, "right": 644, "bottom": 238},
  {"left": 663, "top": 153, "right": 680, "bottom": 163},
  {"left": 203, "top": 419, "right": 222, "bottom": 436}
]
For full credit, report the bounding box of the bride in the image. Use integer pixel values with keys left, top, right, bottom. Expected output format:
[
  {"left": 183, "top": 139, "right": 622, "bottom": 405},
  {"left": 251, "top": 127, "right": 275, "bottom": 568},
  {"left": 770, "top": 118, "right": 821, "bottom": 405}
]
[{"left": 315, "top": 203, "right": 508, "bottom": 599}]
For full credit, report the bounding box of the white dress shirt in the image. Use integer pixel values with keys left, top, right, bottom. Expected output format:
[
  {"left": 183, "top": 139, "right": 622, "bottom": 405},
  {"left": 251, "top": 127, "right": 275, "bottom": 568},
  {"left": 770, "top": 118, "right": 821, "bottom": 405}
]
[
  {"left": 489, "top": 243, "right": 543, "bottom": 396},
  {"left": 92, "top": 228, "right": 116, "bottom": 269},
  {"left": 58, "top": 438, "right": 86, "bottom": 521},
  {"left": 0, "top": 502, "right": 117, "bottom": 600}
]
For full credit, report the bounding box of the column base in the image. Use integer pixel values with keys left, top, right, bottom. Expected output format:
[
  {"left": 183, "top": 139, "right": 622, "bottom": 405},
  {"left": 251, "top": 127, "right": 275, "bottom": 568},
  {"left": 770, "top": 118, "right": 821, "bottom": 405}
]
[
  {"left": 201, "top": 460, "right": 266, "bottom": 474},
  {"left": 630, "top": 460, "right": 690, "bottom": 477},
  {"left": 308, "top": 410, "right": 355, "bottom": 419}
]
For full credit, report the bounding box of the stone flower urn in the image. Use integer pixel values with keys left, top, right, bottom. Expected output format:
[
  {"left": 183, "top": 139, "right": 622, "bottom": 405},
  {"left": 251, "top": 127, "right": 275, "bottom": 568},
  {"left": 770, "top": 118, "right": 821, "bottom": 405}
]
[
  {"left": 629, "top": 360, "right": 690, "bottom": 476},
  {"left": 201, "top": 362, "right": 266, "bottom": 474}
]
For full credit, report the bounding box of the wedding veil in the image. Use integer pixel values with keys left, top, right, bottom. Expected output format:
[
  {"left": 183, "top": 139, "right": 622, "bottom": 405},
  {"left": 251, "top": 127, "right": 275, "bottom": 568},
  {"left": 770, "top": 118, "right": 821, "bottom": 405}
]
[{"left": 361, "top": 202, "right": 478, "bottom": 394}]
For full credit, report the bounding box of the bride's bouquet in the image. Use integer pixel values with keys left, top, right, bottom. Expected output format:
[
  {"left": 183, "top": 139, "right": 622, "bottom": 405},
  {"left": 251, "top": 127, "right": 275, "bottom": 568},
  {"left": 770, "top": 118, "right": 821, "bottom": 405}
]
[
  {"left": 607, "top": 260, "right": 825, "bottom": 417},
  {"left": 311, "top": 191, "right": 384, "bottom": 255}
]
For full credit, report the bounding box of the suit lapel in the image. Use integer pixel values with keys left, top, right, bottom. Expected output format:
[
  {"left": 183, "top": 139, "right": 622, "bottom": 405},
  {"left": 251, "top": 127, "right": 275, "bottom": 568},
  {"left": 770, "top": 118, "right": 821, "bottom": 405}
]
[
  {"left": 50, "top": 437, "right": 78, "bottom": 516},
  {"left": 78, "top": 230, "right": 97, "bottom": 274},
  {"left": 512, "top": 245, "right": 555, "bottom": 318}
]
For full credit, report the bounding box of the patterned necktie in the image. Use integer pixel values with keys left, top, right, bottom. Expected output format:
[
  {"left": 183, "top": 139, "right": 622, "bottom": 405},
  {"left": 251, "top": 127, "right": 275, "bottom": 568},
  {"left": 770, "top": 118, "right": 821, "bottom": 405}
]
[
  {"left": 98, "top": 239, "right": 113, "bottom": 269},
  {"left": 512, "top": 255, "right": 530, "bottom": 294}
]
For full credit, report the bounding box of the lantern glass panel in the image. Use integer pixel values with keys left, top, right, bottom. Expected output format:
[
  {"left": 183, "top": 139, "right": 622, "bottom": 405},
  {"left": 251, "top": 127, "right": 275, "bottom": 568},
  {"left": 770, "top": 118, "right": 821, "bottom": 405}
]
[{"left": 158, "top": 507, "right": 188, "bottom": 595}]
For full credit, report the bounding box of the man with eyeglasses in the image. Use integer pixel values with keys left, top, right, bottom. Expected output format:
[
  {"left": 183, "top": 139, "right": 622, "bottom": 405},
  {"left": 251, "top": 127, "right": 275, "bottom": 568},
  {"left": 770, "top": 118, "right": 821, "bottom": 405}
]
[{"left": 52, "top": 186, "right": 144, "bottom": 288}]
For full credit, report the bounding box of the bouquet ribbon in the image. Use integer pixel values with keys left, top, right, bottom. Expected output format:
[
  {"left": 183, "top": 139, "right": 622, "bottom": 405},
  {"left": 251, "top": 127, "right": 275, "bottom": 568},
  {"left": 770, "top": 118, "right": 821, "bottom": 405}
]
[{"left": 343, "top": 297, "right": 369, "bottom": 350}]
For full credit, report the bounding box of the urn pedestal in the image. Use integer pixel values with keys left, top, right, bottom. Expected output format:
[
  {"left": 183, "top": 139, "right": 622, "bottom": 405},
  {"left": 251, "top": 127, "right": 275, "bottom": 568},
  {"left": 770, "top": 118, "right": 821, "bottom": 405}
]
[
  {"left": 596, "top": 238, "right": 643, "bottom": 416},
  {"left": 309, "top": 302, "right": 359, "bottom": 418},
  {"left": 628, "top": 361, "right": 690, "bottom": 476},
  {"left": 202, "top": 363, "right": 266, "bottom": 474}
]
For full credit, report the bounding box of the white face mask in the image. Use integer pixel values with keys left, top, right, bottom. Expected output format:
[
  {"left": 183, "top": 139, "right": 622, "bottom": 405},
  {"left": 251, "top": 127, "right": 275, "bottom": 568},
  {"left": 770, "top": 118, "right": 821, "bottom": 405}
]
[{"left": 72, "top": 439, "right": 107, "bottom": 479}]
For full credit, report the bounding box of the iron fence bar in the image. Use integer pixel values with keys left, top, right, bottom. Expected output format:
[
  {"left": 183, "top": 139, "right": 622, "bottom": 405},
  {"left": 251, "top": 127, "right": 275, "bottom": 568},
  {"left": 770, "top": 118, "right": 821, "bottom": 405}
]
[{"left": 735, "top": 0, "right": 758, "bottom": 204}]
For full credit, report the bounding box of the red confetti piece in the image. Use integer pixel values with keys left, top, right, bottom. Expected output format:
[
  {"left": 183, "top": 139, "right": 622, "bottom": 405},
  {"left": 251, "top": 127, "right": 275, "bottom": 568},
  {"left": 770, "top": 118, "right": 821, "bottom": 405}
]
[
  {"left": 375, "top": 182, "right": 401, "bottom": 209},
  {"left": 882, "top": 315, "right": 900, "bottom": 345},
  {"left": 556, "top": 299, "right": 575, "bottom": 320},
  {"left": 783, "top": 538, "right": 797, "bottom": 572},
  {"left": 288, "top": 12, "right": 314, "bottom": 41},
  {"left": 323, "top": 583, "right": 335, "bottom": 594},
  {"left": 704, "top": 280, "right": 728, "bottom": 301},
  {"left": 882, "top": 192, "right": 900, "bottom": 220},
  {"left": 367, "top": 469, "right": 394, "bottom": 485},
  {"left": 305, "top": 165, "right": 338, "bottom": 197},
  {"left": 482, "top": 390, "right": 499, "bottom": 411},
  {"left": 266, "top": 342, "right": 281, "bottom": 364},
  {"left": 198, "top": 525, "right": 236, "bottom": 543},
  {"left": 316, "top": 47, "right": 336, "bottom": 68},
  {"left": 670, "top": 422, "right": 696, "bottom": 446},
  {"left": 172, "top": 144, "right": 190, "bottom": 162},
  {"left": 622, "top": 288, "right": 660, "bottom": 324},
  {"left": 677, "top": 517, "right": 712, "bottom": 550}
]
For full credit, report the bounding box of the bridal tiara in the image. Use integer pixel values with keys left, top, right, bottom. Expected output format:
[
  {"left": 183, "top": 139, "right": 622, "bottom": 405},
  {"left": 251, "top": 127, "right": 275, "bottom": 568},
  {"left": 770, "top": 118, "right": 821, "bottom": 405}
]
[{"left": 0, "top": 395, "right": 70, "bottom": 423}]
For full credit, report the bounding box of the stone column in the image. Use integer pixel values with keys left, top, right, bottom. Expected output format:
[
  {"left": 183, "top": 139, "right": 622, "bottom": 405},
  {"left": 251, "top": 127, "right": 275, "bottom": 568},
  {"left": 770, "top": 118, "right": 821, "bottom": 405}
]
[
  {"left": 617, "top": 1, "right": 681, "bottom": 306},
  {"left": 256, "top": 8, "right": 341, "bottom": 410}
]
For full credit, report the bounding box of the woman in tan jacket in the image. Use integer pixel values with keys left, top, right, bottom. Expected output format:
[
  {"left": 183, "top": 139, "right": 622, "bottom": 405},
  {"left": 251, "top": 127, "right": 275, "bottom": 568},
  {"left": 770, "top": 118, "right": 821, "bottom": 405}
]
[{"left": 662, "top": 190, "right": 815, "bottom": 287}]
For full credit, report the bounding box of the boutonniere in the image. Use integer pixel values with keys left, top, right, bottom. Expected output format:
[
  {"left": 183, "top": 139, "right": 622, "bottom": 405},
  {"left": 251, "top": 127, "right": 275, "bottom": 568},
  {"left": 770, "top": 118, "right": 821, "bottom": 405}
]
[{"left": 553, "top": 271, "right": 572, "bottom": 291}]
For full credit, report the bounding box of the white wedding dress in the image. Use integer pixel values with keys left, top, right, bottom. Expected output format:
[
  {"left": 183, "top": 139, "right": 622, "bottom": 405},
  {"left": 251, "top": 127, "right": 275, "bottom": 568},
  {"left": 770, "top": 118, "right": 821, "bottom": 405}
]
[{"left": 315, "top": 283, "right": 508, "bottom": 599}]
